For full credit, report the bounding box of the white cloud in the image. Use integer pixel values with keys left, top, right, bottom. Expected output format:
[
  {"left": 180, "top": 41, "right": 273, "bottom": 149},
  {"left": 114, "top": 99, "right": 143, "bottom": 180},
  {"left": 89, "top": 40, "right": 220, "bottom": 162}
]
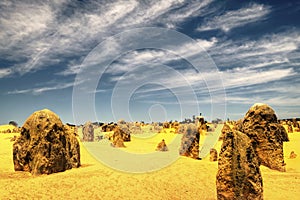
[
  {"left": 7, "top": 80, "right": 82, "bottom": 95},
  {"left": 197, "top": 3, "right": 271, "bottom": 32},
  {"left": 162, "top": 0, "right": 214, "bottom": 28},
  {"left": 0, "top": 68, "right": 12, "bottom": 78},
  {"left": 195, "top": 37, "right": 218, "bottom": 50},
  {"left": 0, "top": 2, "right": 54, "bottom": 47},
  {"left": 222, "top": 68, "right": 296, "bottom": 89},
  {"left": 209, "top": 30, "right": 300, "bottom": 70},
  {"left": 56, "top": 64, "right": 82, "bottom": 76},
  {"left": 1, "top": 0, "right": 300, "bottom": 111},
  {"left": 0, "top": 0, "right": 217, "bottom": 79}
]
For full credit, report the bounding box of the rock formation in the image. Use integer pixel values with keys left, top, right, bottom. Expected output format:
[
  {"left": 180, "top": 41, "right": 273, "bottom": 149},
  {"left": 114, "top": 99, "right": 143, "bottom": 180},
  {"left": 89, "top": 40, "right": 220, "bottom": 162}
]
[
  {"left": 209, "top": 148, "right": 218, "bottom": 162},
  {"left": 101, "top": 123, "right": 116, "bottom": 132},
  {"left": 156, "top": 139, "right": 168, "bottom": 151},
  {"left": 163, "top": 122, "right": 170, "bottom": 129},
  {"left": 171, "top": 121, "right": 180, "bottom": 133},
  {"left": 13, "top": 109, "right": 80, "bottom": 175},
  {"left": 82, "top": 121, "right": 94, "bottom": 142},
  {"left": 153, "top": 124, "right": 163, "bottom": 133},
  {"left": 130, "top": 125, "right": 143, "bottom": 134},
  {"left": 292, "top": 119, "right": 299, "bottom": 129},
  {"left": 118, "top": 124, "right": 131, "bottom": 142},
  {"left": 239, "top": 103, "right": 289, "bottom": 172},
  {"left": 287, "top": 124, "right": 293, "bottom": 133},
  {"left": 111, "top": 126, "right": 125, "bottom": 148},
  {"left": 177, "top": 124, "right": 186, "bottom": 134},
  {"left": 216, "top": 130, "right": 263, "bottom": 200},
  {"left": 179, "top": 123, "right": 200, "bottom": 159},
  {"left": 289, "top": 151, "right": 297, "bottom": 159},
  {"left": 219, "top": 123, "right": 231, "bottom": 140}
]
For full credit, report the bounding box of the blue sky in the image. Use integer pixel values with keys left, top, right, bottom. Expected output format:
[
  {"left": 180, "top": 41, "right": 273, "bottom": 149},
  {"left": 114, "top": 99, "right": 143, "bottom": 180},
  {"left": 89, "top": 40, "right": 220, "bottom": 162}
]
[{"left": 0, "top": 0, "right": 299, "bottom": 125}]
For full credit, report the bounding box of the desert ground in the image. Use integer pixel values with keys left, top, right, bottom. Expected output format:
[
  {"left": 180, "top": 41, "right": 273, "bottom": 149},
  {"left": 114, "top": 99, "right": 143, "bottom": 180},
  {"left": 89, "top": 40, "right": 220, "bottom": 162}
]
[{"left": 0, "top": 124, "right": 300, "bottom": 200}]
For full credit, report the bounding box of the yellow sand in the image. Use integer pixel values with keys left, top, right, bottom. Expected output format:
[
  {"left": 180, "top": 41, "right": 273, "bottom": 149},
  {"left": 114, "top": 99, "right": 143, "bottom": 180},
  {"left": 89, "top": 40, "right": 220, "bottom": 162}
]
[
  {"left": 0, "top": 125, "right": 300, "bottom": 199},
  {"left": 0, "top": 124, "right": 17, "bottom": 132}
]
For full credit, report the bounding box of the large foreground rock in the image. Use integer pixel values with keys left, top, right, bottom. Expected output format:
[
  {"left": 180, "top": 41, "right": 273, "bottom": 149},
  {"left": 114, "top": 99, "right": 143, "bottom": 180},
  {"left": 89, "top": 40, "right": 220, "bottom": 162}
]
[
  {"left": 179, "top": 123, "right": 200, "bottom": 159},
  {"left": 13, "top": 109, "right": 80, "bottom": 175},
  {"left": 82, "top": 121, "right": 94, "bottom": 142},
  {"left": 216, "top": 130, "right": 263, "bottom": 200},
  {"left": 240, "top": 103, "right": 289, "bottom": 172}
]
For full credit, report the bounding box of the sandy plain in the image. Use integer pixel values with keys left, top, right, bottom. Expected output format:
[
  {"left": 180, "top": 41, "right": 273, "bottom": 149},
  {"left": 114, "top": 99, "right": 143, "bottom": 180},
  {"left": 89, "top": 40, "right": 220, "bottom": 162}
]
[{"left": 0, "top": 124, "right": 300, "bottom": 199}]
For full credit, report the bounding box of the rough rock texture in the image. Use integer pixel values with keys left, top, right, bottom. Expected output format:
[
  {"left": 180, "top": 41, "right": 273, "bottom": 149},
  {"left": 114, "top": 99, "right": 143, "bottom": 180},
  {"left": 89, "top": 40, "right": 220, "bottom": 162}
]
[
  {"left": 198, "top": 123, "right": 208, "bottom": 135},
  {"left": 171, "top": 121, "right": 180, "bottom": 133},
  {"left": 177, "top": 124, "right": 186, "bottom": 134},
  {"left": 240, "top": 103, "right": 289, "bottom": 172},
  {"left": 209, "top": 148, "right": 218, "bottom": 162},
  {"left": 10, "top": 135, "right": 17, "bottom": 142},
  {"left": 82, "top": 122, "right": 94, "bottom": 142},
  {"left": 13, "top": 109, "right": 80, "bottom": 175},
  {"left": 179, "top": 123, "right": 200, "bottom": 159},
  {"left": 287, "top": 124, "right": 293, "bottom": 133},
  {"left": 118, "top": 124, "right": 131, "bottom": 142},
  {"left": 163, "top": 122, "right": 170, "bottom": 129},
  {"left": 156, "top": 139, "right": 168, "bottom": 151},
  {"left": 216, "top": 130, "right": 263, "bottom": 200},
  {"left": 101, "top": 123, "right": 116, "bottom": 132},
  {"left": 219, "top": 123, "right": 231, "bottom": 141},
  {"left": 171, "top": 121, "right": 179, "bottom": 128},
  {"left": 130, "top": 125, "right": 143, "bottom": 134},
  {"left": 292, "top": 119, "right": 299, "bottom": 128},
  {"left": 111, "top": 127, "right": 125, "bottom": 148}
]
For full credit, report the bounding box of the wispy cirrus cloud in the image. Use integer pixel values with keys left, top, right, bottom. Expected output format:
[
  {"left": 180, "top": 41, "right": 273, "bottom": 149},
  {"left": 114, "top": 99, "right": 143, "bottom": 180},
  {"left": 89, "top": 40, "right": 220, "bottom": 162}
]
[
  {"left": 1, "top": 0, "right": 215, "bottom": 79},
  {"left": 209, "top": 30, "right": 300, "bottom": 72},
  {"left": 7, "top": 80, "right": 82, "bottom": 95},
  {"left": 197, "top": 3, "right": 271, "bottom": 32}
]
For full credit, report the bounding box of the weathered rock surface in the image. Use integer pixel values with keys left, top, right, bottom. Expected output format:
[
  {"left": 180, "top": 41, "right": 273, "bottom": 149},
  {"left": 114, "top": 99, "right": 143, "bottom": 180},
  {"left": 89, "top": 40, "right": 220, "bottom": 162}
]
[
  {"left": 209, "top": 148, "right": 218, "bottom": 162},
  {"left": 101, "top": 123, "right": 116, "bottom": 132},
  {"left": 287, "top": 124, "right": 293, "bottom": 133},
  {"left": 82, "top": 121, "right": 94, "bottom": 142},
  {"left": 219, "top": 123, "right": 231, "bottom": 141},
  {"left": 179, "top": 123, "right": 200, "bottom": 159},
  {"left": 13, "top": 109, "right": 80, "bottom": 175},
  {"left": 111, "top": 126, "right": 125, "bottom": 148},
  {"left": 118, "top": 124, "right": 131, "bottom": 142},
  {"left": 163, "top": 122, "right": 170, "bottom": 129},
  {"left": 156, "top": 139, "right": 168, "bottom": 151},
  {"left": 292, "top": 119, "right": 299, "bottom": 128},
  {"left": 177, "top": 124, "right": 187, "bottom": 134},
  {"left": 216, "top": 130, "right": 263, "bottom": 200},
  {"left": 240, "top": 103, "right": 289, "bottom": 172},
  {"left": 171, "top": 121, "right": 180, "bottom": 133},
  {"left": 130, "top": 126, "right": 143, "bottom": 134}
]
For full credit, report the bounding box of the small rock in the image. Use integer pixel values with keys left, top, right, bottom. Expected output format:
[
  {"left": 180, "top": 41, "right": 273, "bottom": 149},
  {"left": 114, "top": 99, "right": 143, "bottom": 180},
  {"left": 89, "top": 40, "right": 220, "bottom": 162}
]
[
  {"left": 156, "top": 139, "right": 168, "bottom": 151},
  {"left": 179, "top": 123, "right": 200, "bottom": 159},
  {"left": 290, "top": 151, "right": 297, "bottom": 159}
]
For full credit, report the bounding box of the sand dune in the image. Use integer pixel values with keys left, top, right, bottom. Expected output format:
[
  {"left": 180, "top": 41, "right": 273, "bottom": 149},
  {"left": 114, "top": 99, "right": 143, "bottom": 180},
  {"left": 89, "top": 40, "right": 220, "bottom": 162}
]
[{"left": 0, "top": 125, "right": 300, "bottom": 199}]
